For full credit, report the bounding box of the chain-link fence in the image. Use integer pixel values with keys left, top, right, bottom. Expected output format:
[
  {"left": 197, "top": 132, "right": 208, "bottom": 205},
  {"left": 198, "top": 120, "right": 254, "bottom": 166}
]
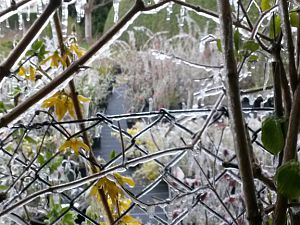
[{"left": 0, "top": 105, "right": 275, "bottom": 225}]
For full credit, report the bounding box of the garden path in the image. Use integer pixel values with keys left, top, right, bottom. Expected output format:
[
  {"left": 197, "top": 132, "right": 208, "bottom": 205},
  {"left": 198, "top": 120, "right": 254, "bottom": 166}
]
[{"left": 94, "top": 85, "right": 169, "bottom": 224}]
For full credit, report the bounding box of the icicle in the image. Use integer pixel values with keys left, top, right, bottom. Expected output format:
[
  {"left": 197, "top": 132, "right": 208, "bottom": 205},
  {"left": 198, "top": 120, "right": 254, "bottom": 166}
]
[
  {"left": 0, "top": 23, "right": 3, "bottom": 38},
  {"left": 80, "top": 0, "right": 86, "bottom": 18},
  {"left": 179, "top": 5, "right": 186, "bottom": 27},
  {"left": 42, "top": 0, "right": 49, "bottom": 5},
  {"left": 166, "top": 2, "right": 173, "bottom": 21},
  {"left": 113, "top": 0, "right": 120, "bottom": 23},
  {"left": 37, "top": 0, "right": 43, "bottom": 17},
  {"left": 75, "top": 0, "right": 81, "bottom": 23},
  {"left": 5, "top": 19, "right": 9, "bottom": 28},
  {"left": 18, "top": 12, "right": 23, "bottom": 31},
  {"left": 61, "top": 2, "right": 68, "bottom": 37},
  {"left": 50, "top": 18, "right": 58, "bottom": 49},
  {"left": 26, "top": 5, "right": 30, "bottom": 21}
]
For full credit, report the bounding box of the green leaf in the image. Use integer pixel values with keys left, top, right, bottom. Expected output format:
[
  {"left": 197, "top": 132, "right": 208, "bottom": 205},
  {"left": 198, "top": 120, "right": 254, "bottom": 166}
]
[
  {"left": 0, "top": 101, "right": 6, "bottom": 113},
  {"left": 37, "top": 154, "right": 45, "bottom": 165},
  {"left": 248, "top": 55, "right": 259, "bottom": 62},
  {"left": 290, "top": 12, "right": 299, "bottom": 27},
  {"left": 25, "top": 49, "right": 35, "bottom": 57},
  {"left": 38, "top": 45, "right": 49, "bottom": 62},
  {"left": 242, "top": 40, "right": 259, "bottom": 52},
  {"left": 0, "top": 185, "right": 8, "bottom": 191},
  {"left": 32, "top": 40, "right": 43, "bottom": 51},
  {"left": 110, "top": 149, "right": 116, "bottom": 160},
  {"left": 261, "top": 0, "right": 271, "bottom": 11},
  {"left": 234, "top": 30, "right": 240, "bottom": 51},
  {"left": 261, "top": 116, "right": 285, "bottom": 155},
  {"left": 9, "top": 86, "right": 22, "bottom": 97},
  {"left": 49, "top": 156, "right": 63, "bottom": 173},
  {"left": 276, "top": 161, "right": 300, "bottom": 199},
  {"left": 270, "top": 14, "right": 281, "bottom": 39},
  {"left": 25, "top": 135, "right": 37, "bottom": 144},
  {"left": 216, "top": 39, "right": 222, "bottom": 52}
]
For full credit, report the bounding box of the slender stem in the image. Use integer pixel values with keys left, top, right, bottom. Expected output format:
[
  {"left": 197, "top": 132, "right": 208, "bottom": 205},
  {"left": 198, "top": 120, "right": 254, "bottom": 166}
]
[
  {"left": 278, "top": 0, "right": 297, "bottom": 92},
  {"left": 53, "top": 11, "right": 114, "bottom": 224},
  {"left": 217, "top": 1, "right": 261, "bottom": 224}
]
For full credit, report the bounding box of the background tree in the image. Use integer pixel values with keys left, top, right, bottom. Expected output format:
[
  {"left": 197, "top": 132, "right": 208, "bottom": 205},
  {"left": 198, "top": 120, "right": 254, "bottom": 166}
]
[{"left": 1, "top": 0, "right": 300, "bottom": 225}]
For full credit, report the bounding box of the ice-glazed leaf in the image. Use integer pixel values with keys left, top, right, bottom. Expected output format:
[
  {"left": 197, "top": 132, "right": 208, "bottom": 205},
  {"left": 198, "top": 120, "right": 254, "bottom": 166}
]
[
  {"left": 42, "top": 92, "right": 76, "bottom": 121},
  {"left": 18, "top": 67, "right": 26, "bottom": 76},
  {"left": 59, "top": 138, "right": 90, "bottom": 155},
  {"left": 78, "top": 95, "right": 90, "bottom": 102},
  {"left": 114, "top": 173, "right": 135, "bottom": 188},
  {"left": 28, "top": 65, "right": 36, "bottom": 81},
  {"left": 261, "top": 0, "right": 271, "bottom": 11},
  {"left": 121, "top": 215, "right": 141, "bottom": 225},
  {"left": 276, "top": 161, "right": 300, "bottom": 199},
  {"left": 70, "top": 43, "right": 85, "bottom": 58},
  {"left": 91, "top": 177, "right": 123, "bottom": 206},
  {"left": 261, "top": 116, "right": 285, "bottom": 155}
]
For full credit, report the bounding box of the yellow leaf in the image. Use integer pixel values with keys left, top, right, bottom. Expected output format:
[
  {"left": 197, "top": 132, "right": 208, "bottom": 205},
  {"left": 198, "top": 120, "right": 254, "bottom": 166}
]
[
  {"left": 121, "top": 215, "right": 141, "bottom": 225},
  {"left": 18, "top": 67, "right": 26, "bottom": 76},
  {"left": 51, "top": 52, "right": 60, "bottom": 68},
  {"left": 119, "top": 198, "right": 131, "bottom": 212},
  {"left": 114, "top": 173, "right": 135, "bottom": 188},
  {"left": 70, "top": 43, "right": 85, "bottom": 58},
  {"left": 42, "top": 92, "right": 77, "bottom": 121},
  {"left": 55, "top": 95, "right": 68, "bottom": 121},
  {"left": 78, "top": 95, "right": 90, "bottom": 103},
  {"left": 59, "top": 55, "right": 67, "bottom": 68},
  {"left": 28, "top": 65, "right": 36, "bottom": 81},
  {"left": 41, "top": 93, "right": 59, "bottom": 108},
  {"left": 59, "top": 138, "right": 90, "bottom": 155},
  {"left": 91, "top": 178, "right": 123, "bottom": 206},
  {"left": 67, "top": 98, "right": 76, "bottom": 119}
]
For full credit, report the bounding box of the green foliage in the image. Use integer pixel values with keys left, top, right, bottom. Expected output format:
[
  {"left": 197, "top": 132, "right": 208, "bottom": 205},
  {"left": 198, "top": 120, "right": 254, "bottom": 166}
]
[
  {"left": 0, "top": 101, "right": 7, "bottom": 113},
  {"left": 289, "top": 12, "right": 299, "bottom": 27},
  {"left": 261, "top": 0, "right": 271, "bottom": 11},
  {"left": 92, "top": 2, "right": 113, "bottom": 36},
  {"left": 242, "top": 40, "right": 260, "bottom": 53},
  {"left": 45, "top": 196, "right": 77, "bottom": 225},
  {"left": 104, "top": 0, "right": 217, "bottom": 46},
  {"left": 0, "top": 185, "right": 8, "bottom": 191},
  {"left": 261, "top": 116, "right": 285, "bottom": 155},
  {"left": 110, "top": 149, "right": 117, "bottom": 160},
  {"left": 25, "top": 39, "right": 49, "bottom": 62},
  {"left": 269, "top": 14, "right": 281, "bottom": 39},
  {"left": 216, "top": 39, "right": 222, "bottom": 52},
  {"left": 234, "top": 29, "right": 241, "bottom": 51},
  {"left": 276, "top": 161, "right": 300, "bottom": 200}
]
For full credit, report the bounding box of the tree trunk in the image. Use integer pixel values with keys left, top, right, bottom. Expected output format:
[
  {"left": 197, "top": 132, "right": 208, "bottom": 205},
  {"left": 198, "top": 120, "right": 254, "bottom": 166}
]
[
  {"left": 217, "top": 1, "right": 262, "bottom": 224},
  {"left": 85, "top": 0, "right": 93, "bottom": 44}
]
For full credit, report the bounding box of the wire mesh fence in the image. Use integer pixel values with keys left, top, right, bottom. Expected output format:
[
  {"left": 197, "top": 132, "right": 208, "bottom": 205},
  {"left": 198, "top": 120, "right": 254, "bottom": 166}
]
[{"left": 0, "top": 106, "right": 275, "bottom": 225}]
